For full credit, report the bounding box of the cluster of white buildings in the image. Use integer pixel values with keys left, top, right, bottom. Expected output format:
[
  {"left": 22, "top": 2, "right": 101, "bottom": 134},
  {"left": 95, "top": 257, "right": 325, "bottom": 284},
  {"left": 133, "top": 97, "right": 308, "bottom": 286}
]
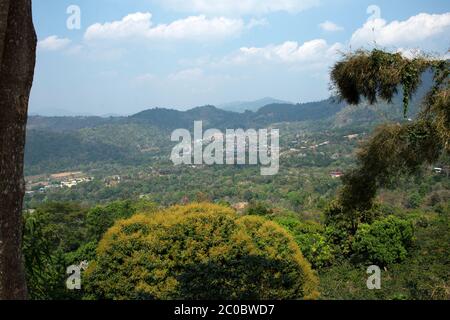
[
  {"left": 25, "top": 172, "right": 94, "bottom": 195},
  {"left": 61, "top": 176, "right": 94, "bottom": 188}
]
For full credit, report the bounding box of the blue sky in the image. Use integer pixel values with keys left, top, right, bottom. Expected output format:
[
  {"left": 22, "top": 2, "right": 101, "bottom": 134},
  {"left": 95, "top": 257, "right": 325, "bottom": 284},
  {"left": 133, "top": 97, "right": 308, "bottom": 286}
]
[{"left": 30, "top": 0, "right": 450, "bottom": 115}]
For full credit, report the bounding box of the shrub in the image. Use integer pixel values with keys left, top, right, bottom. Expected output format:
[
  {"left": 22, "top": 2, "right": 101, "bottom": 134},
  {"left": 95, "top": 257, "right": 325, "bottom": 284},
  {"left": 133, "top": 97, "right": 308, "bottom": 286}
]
[
  {"left": 323, "top": 201, "right": 383, "bottom": 257},
  {"left": 65, "top": 241, "right": 98, "bottom": 266},
  {"left": 352, "top": 216, "right": 414, "bottom": 266},
  {"left": 86, "top": 199, "right": 157, "bottom": 241},
  {"left": 275, "top": 217, "right": 334, "bottom": 269},
  {"left": 324, "top": 200, "right": 381, "bottom": 233},
  {"left": 23, "top": 212, "right": 75, "bottom": 300},
  {"left": 30, "top": 202, "right": 88, "bottom": 252},
  {"left": 407, "top": 191, "right": 422, "bottom": 209},
  {"left": 246, "top": 201, "right": 273, "bottom": 216},
  {"left": 85, "top": 203, "right": 319, "bottom": 300}
]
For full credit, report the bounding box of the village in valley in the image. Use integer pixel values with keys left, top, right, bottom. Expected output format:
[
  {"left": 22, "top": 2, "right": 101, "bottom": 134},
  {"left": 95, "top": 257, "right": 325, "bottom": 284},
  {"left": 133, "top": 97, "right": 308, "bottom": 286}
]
[
  {"left": 25, "top": 171, "right": 95, "bottom": 195},
  {"left": 22, "top": 123, "right": 449, "bottom": 213}
]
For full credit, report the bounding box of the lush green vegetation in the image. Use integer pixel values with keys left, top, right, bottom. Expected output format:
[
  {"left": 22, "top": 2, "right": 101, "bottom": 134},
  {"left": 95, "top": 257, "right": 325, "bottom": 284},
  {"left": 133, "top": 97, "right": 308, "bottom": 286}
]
[
  {"left": 22, "top": 195, "right": 449, "bottom": 300},
  {"left": 21, "top": 50, "right": 449, "bottom": 300},
  {"left": 352, "top": 215, "right": 414, "bottom": 266},
  {"left": 84, "top": 203, "right": 318, "bottom": 300}
]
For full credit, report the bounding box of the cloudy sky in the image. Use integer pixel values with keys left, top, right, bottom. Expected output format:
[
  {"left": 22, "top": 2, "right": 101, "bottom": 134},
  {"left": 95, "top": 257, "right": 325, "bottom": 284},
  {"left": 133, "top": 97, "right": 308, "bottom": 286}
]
[{"left": 31, "top": 0, "right": 450, "bottom": 115}]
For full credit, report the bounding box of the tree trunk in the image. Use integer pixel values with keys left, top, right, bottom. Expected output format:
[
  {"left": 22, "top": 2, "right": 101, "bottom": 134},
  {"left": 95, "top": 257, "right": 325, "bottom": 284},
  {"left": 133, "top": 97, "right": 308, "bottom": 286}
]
[{"left": 0, "top": 0, "right": 37, "bottom": 300}]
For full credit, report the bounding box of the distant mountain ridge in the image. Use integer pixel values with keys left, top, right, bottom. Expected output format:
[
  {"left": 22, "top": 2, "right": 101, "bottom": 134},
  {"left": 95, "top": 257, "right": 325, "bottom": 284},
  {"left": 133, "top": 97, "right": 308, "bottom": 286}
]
[
  {"left": 25, "top": 93, "right": 429, "bottom": 175},
  {"left": 28, "top": 98, "right": 346, "bottom": 132},
  {"left": 30, "top": 97, "right": 292, "bottom": 117},
  {"left": 24, "top": 98, "right": 346, "bottom": 174},
  {"left": 217, "top": 97, "right": 293, "bottom": 113}
]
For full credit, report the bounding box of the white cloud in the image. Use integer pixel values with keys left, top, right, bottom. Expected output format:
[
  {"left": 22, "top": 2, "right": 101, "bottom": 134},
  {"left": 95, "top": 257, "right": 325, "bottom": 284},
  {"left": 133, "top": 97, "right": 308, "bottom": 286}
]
[
  {"left": 247, "top": 18, "right": 269, "bottom": 29},
  {"left": 350, "top": 12, "right": 450, "bottom": 51},
  {"left": 37, "top": 36, "right": 71, "bottom": 51},
  {"left": 225, "top": 39, "right": 343, "bottom": 65},
  {"left": 157, "top": 0, "right": 319, "bottom": 16},
  {"left": 84, "top": 12, "right": 245, "bottom": 41},
  {"left": 319, "top": 21, "right": 344, "bottom": 32}
]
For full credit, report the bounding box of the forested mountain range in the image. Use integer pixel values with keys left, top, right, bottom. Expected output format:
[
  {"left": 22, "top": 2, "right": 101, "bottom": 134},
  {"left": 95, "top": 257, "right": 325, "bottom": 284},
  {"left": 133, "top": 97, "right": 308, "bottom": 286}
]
[
  {"left": 28, "top": 98, "right": 345, "bottom": 132},
  {"left": 25, "top": 87, "right": 427, "bottom": 175}
]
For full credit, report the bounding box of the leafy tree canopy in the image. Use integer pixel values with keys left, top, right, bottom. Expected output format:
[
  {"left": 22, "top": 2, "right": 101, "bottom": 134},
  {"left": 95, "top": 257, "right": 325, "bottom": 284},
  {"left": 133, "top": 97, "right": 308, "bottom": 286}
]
[
  {"left": 84, "top": 203, "right": 319, "bottom": 300},
  {"left": 352, "top": 215, "right": 414, "bottom": 266}
]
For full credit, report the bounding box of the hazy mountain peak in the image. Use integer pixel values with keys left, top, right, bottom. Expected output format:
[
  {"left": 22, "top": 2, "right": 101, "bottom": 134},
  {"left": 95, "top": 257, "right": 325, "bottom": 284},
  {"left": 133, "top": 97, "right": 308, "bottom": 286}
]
[{"left": 217, "top": 97, "right": 293, "bottom": 113}]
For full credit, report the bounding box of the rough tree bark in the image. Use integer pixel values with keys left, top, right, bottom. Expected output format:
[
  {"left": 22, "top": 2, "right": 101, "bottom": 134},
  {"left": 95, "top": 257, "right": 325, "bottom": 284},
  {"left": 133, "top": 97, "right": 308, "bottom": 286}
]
[{"left": 0, "top": 0, "right": 37, "bottom": 299}]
